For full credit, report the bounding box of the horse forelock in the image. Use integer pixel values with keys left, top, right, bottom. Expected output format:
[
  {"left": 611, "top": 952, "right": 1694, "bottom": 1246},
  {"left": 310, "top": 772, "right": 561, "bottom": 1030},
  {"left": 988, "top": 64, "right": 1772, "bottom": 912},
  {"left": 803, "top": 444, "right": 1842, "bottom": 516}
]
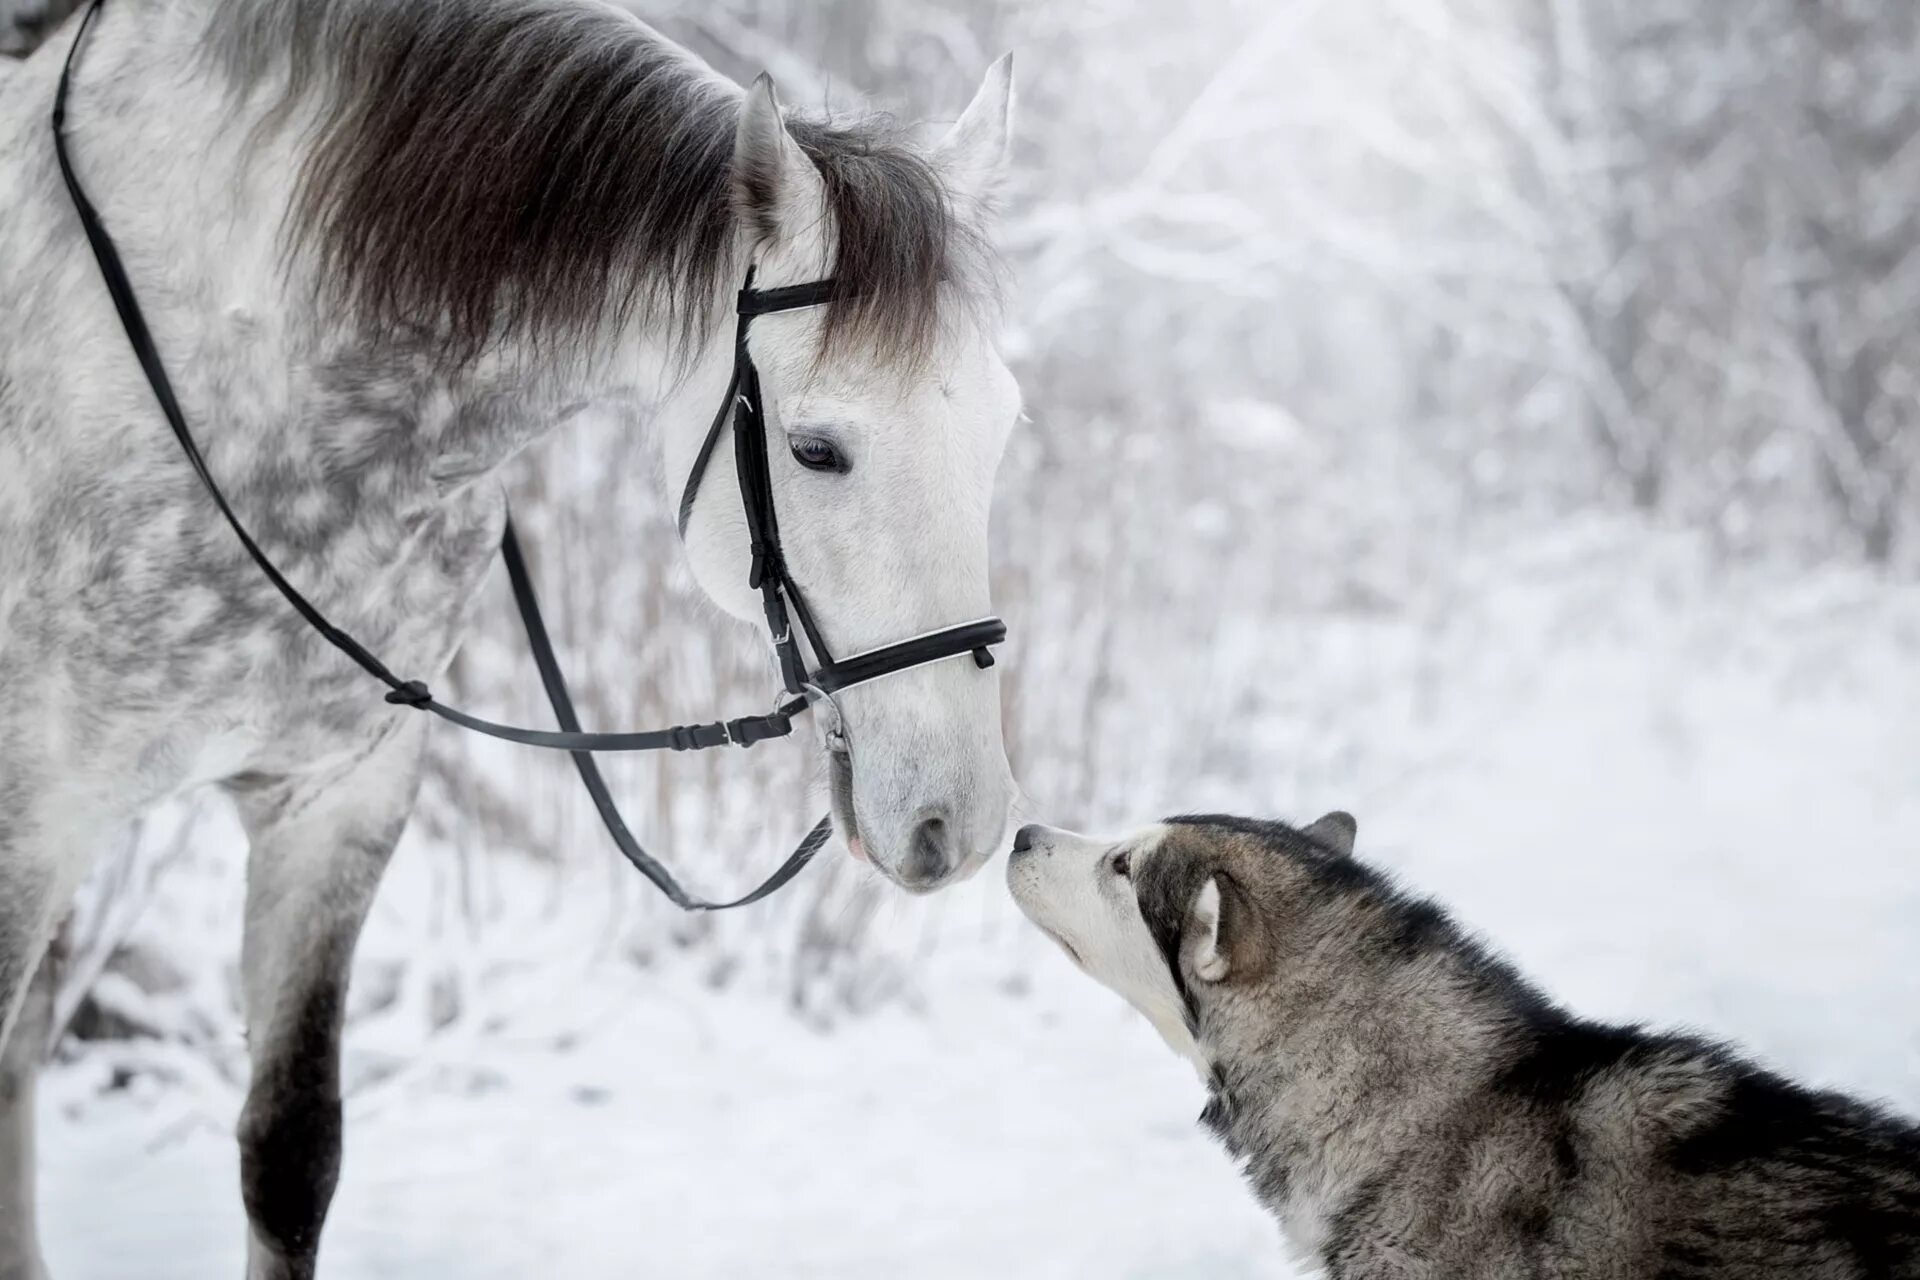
[{"left": 201, "top": 0, "right": 996, "bottom": 370}]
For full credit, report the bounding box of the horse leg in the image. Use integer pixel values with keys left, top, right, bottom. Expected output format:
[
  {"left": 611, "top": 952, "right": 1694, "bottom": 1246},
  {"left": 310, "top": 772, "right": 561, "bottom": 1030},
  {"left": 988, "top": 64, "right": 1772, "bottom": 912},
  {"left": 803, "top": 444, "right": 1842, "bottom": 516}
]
[
  {"left": 0, "top": 783, "right": 103, "bottom": 1280},
  {"left": 0, "top": 950, "right": 55, "bottom": 1280},
  {"left": 225, "top": 718, "right": 425, "bottom": 1280}
]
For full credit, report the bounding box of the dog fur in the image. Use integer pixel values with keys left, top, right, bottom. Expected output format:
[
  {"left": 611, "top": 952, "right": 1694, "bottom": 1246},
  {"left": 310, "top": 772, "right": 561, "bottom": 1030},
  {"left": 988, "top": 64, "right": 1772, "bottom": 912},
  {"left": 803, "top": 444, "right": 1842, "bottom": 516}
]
[{"left": 1008, "top": 814, "right": 1920, "bottom": 1277}]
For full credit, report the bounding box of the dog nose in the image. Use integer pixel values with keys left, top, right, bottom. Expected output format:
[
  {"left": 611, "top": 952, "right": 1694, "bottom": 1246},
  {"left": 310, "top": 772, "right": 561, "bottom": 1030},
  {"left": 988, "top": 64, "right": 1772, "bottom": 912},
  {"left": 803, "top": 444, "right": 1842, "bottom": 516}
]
[
  {"left": 896, "top": 807, "right": 956, "bottom": 889},
  {"left": 1011, "top": 823, "right": 1042, "bottom": 855}
]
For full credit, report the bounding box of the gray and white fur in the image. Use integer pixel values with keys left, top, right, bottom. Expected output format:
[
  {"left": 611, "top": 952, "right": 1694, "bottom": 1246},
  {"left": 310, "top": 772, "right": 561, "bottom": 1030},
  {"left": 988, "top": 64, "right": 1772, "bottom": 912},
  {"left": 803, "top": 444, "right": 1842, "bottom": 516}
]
[
  {"left": 1009, "top": 816, "right": 1920, "bottom": 1277},
  {"left": 0, "top": 0, "right": 81, "bottom": 57}
]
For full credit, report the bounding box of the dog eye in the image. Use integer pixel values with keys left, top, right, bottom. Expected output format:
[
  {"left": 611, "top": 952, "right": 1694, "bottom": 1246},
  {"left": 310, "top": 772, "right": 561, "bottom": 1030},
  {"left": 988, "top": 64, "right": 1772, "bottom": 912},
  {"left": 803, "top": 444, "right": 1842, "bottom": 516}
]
[
  {"left": 1111, "top": 851, "right": 1131, "bottom": 879},
  {"left": 789, "top": 435, "right": 847, "bottom": 473}
]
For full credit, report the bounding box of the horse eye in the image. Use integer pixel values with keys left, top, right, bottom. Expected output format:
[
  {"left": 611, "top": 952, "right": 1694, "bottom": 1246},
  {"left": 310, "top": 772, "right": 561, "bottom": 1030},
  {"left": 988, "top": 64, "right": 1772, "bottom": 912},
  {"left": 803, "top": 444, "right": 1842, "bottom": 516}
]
[
  {"left": 789, "top": 435, "right": 846, "bottom": 473},
  {"left": 1112, "top": 851, "right": 1131, "bottom": 879}
]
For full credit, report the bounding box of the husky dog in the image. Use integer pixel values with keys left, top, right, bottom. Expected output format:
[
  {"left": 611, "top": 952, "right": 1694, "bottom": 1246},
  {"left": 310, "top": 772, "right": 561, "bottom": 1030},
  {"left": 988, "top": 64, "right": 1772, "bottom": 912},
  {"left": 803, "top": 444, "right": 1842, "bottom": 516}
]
[{"left": 1007, "top": 814, "right": 1920, "bottom": 1277}]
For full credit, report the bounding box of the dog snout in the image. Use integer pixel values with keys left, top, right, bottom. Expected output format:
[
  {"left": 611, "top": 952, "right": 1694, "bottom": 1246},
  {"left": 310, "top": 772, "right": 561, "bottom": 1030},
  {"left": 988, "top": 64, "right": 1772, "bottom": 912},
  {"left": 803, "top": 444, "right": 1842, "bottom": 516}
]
[{"left": 1011, "top": 823, "right": 1046, "bottom": 855}]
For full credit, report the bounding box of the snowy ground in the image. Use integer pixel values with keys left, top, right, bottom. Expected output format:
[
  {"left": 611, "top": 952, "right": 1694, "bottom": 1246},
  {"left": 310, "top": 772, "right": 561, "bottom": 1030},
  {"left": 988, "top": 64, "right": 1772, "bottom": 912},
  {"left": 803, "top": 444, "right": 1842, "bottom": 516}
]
[
  {"left": 35, "top": 524, "right": 1920, "bottom": 1278},
  {"left": 40, "top": 947, "right": 1287, "bottom": 1280}
]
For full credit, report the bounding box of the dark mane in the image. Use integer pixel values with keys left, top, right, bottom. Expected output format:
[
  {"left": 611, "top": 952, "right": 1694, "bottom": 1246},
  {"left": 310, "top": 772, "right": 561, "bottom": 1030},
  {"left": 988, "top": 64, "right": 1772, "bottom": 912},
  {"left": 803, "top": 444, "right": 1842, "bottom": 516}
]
[{"left": 205, "top": 0, "right": 985, "bottom": 366}]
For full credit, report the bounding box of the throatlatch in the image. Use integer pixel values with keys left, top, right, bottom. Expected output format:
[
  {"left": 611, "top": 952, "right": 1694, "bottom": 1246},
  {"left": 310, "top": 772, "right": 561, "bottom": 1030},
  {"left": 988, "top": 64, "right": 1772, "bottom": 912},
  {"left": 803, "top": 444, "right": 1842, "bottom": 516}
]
[{"left": 51, "top": 0, "right": 1006, "bottom": 910}]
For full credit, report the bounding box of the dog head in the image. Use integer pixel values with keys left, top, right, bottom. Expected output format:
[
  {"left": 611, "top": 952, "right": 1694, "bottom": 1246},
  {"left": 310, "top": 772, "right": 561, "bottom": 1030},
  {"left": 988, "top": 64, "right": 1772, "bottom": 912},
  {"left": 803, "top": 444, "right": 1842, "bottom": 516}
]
[{"left": 1005, "top": 812, "right": 1358, "bottom": 1068}]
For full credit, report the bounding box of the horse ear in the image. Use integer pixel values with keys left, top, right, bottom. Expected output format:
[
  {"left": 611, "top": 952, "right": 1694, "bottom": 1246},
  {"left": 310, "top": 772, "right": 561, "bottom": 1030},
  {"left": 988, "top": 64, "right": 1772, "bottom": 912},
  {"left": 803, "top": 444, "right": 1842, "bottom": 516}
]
[
  {"left": 933, "top": 54, "right": 1015, "bottom": 215},
  {"left": 733, "top": 73, "right": 825, "bottom": 246},
  {"left": 1302, "top": 811, "right": 1357, "bottom": 858}
]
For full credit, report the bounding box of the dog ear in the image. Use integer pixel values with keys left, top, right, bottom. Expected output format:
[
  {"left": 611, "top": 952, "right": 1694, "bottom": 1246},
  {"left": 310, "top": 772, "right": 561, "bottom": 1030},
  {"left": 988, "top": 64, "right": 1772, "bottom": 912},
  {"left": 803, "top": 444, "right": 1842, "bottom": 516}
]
[
  {"left": 1302, "top": 811, "right": 1356, "bottom": 858},
  {"left": 1190, "top": 877, "right": 1229, "bottom": 981},
  {"left": 1187, "top": 873, "right": 1260, "bottom": 983}
]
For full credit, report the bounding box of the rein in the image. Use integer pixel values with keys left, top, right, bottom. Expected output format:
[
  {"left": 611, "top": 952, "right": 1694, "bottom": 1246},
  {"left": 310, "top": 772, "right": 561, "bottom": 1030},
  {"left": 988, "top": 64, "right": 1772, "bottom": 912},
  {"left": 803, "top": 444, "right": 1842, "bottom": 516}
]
[{"left": 50, "top": 0, "right": 1006, "bottom": 910}]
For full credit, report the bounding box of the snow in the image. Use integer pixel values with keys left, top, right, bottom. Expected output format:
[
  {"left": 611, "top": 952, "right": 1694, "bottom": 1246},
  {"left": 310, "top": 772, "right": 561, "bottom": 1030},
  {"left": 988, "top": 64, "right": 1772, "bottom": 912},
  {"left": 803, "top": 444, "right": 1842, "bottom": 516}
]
[
  {"left": 34, "top": 523, "right": 1920, "bottom": 1278},
  {"left": 40, "top": 931, "right": 1286, "bottom": 1280}
]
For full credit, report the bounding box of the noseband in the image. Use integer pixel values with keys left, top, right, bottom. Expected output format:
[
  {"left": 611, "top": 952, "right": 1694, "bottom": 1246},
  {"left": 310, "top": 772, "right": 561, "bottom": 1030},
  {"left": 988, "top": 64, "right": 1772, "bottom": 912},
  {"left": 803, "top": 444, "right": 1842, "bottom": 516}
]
[{"left": 51, "top": 0, "right": 1006, "bottom": 910}]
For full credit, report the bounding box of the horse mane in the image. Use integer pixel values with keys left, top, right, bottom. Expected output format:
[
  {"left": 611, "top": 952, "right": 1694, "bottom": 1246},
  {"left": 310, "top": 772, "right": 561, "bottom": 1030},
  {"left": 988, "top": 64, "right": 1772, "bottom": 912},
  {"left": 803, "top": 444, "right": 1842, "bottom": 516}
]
[{"left": 203, "top": 0, "right": 987, "bottom": 366}]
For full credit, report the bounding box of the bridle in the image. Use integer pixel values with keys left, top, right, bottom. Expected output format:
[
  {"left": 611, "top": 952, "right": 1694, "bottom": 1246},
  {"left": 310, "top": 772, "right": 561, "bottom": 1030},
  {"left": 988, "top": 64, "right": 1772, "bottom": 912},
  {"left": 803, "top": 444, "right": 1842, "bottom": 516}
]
[
  {"left": 50, "top": 0, "right": 1007, "bottom": 910},
  {"left": 674, "top": 272, "right": 1006, "bottom": 711}
]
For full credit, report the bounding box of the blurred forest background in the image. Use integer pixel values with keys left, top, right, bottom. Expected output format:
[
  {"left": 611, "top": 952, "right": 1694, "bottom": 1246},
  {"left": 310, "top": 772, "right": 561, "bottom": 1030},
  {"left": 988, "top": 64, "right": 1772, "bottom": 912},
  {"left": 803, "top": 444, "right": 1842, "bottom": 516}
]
[
  {"left": 433, "top": 0, "right": 1920, "bottom": 1003},
  {"left": 12, "top": 0, "right": 1918, "bottom": 1043},
  {"left": 9, "top": 0, "right": 1920, "bottom": 1274}
]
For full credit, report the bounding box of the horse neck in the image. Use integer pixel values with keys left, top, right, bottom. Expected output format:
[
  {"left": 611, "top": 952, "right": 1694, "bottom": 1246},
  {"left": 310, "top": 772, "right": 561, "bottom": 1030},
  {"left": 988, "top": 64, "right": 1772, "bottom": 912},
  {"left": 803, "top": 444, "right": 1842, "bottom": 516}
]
[{"left": 42, "top": 4, "right": 728, "bottom": 510}]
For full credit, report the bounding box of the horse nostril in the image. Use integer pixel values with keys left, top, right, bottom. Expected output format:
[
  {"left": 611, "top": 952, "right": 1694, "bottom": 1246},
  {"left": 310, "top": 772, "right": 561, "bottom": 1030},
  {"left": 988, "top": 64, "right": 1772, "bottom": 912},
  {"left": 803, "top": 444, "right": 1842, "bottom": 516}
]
[{"left": 901, "top": 809, "right": 955, "bottom": 888}]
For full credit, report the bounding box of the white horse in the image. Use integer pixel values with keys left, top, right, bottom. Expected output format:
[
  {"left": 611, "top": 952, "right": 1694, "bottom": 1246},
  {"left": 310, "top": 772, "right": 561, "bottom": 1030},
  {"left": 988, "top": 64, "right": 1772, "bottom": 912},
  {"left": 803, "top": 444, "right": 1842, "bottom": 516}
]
[{"left": 0, "top": 1, "right": 1018, "bottom": 1275}]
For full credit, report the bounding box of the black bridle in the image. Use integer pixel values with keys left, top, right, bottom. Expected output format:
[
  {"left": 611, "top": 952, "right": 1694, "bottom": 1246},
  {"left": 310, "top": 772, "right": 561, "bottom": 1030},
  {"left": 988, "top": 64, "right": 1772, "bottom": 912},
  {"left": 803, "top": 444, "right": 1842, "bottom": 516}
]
[
  {"left": 51, "top": 0, "right": 1006, "bottom": 911},
  {"left": 676, "top": 272, "right": 1006, "bottom": 707}
]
